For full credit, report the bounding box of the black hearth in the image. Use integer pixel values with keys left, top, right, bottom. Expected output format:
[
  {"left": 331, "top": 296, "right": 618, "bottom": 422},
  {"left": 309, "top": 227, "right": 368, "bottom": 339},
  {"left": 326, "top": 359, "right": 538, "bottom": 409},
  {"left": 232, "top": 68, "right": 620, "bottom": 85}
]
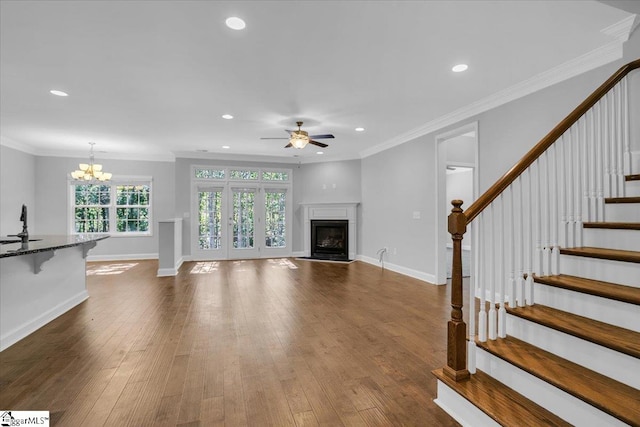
[{"left": 310, "top": 220, "right": 349, "bottom": 261}]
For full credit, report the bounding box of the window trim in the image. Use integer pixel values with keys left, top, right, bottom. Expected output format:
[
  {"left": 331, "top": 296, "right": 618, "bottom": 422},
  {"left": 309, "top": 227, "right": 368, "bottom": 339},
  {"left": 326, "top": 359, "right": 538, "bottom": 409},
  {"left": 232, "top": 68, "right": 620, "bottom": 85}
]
[{"left": 68, "top": 176, "right": 153, "bottom": 237}]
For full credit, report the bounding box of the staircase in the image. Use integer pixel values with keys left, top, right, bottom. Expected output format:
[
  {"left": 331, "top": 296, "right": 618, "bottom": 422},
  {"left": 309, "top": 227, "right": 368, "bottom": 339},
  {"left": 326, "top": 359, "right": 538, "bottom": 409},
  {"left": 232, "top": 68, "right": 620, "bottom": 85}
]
[{"left": 433, "top": 60, "right": 640, "bottom": 427}]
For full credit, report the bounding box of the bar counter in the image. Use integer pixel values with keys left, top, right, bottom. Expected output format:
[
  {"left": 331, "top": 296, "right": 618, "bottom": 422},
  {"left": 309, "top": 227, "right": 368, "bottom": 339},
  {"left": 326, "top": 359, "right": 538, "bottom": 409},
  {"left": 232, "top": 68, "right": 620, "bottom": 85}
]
[{"left": 0, "top": 234, "right": 108, "bottom": 351}]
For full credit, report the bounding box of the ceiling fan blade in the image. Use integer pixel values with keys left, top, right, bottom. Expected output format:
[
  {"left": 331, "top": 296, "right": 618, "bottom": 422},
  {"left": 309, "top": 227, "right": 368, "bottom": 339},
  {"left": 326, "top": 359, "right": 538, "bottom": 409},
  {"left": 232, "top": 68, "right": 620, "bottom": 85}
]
[
  {"left": 309, "top": 134, "right": 335, "bottom": 139},
  {"left": 285, "top": 129, "right": 294, "bottom": 134},
  {"left": 309, "top": 140, "right": 329, "bottom": 148},
  {"left": 284, "top": 142, "right": 293, "bottom": 148},
  {"left": 260, "top": 137, "right": 289, "bottom": 140}
]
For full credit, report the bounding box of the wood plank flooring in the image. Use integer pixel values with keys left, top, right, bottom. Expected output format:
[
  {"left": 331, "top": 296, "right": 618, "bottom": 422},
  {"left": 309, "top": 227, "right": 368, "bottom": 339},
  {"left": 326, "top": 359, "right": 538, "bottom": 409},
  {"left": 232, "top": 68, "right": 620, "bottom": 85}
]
[{"left": 0, "top": 259, "right": 461, "bottom": 426}]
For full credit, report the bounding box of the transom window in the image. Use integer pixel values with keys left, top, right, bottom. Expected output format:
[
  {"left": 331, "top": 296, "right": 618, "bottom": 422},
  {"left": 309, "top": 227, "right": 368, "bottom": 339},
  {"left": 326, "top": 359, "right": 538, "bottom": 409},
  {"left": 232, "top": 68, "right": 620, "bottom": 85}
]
[
  {"left": 193, "top": 166, "right": 290, "bottom": 183},
  {"left": 70, "top": 179, "right": 152, "bottom": 236}
]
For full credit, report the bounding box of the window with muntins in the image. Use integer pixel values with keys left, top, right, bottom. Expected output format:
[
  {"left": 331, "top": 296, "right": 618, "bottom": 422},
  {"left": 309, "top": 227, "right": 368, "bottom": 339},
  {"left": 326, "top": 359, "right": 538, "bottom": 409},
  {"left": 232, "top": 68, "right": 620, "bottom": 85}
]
[{"left": 71, "top": 179, "right": 152, "bottom": 236}]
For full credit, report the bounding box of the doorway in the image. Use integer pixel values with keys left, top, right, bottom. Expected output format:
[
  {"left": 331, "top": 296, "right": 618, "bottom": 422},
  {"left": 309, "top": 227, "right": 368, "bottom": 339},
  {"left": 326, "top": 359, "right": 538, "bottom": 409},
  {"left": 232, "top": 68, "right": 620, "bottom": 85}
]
[
  {"left": 191, "top": 166, "right": 292, "bottom": 260},
  {"left": 435, "top": 123, "right": 478, "bottom": 285}
]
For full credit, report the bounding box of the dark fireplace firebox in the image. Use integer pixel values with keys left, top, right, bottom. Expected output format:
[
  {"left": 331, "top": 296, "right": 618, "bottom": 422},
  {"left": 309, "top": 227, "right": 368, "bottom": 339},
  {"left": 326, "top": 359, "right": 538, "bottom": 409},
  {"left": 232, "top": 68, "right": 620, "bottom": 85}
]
[{"left": 310, "top": 220, "right": 349, "bottom": 261}]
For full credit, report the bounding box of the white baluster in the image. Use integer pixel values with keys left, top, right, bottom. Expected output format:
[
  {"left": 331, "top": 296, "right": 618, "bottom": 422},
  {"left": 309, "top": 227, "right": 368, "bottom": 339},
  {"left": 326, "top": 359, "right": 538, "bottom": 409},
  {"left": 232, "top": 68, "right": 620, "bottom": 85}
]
[
  {"left": 542, "top": 151, "right": 551, "bottom": 276},
  {"left": 574, "top": 122, "right": 583, "bottom": 248},
  {"left": 622, "top": 77, "right": 631, "bottom": 176},
  {"left": 588, "top": 109, "right": 597, "bottom": 221},
  {"left": 615, "top": 82, "right": 625, "bottom": 196},
  {"left": 468, "top": 220, "right": 477, "bottom": 374},
  {"left": 478, "top": 211, "right": 487, "bottom": 342},
  {"left": 596, "top": 100, "right": 605, "bottom": 220},
  {"left": 605, "top": 91, "right": 613, "bottom": 198},
  {"left": 566, "top": 127, "right": 575, "bottom": 248},
  {"left": 550, "top": 143, "right": 560, "bottom": 275},
  {"left": 525, "top": 168, "right": 534, "bottom": 306},
  {"left": 498, "top": 194, "right": 507, "bottom": 338},
  {"left": 581, "top": 117, "right": 591, "bottom": 223},
  {"left": 509, "top": 185, "right": 517, "bottom": 307},
  {"left": 559, "top": 135, "right": 568, "bottom": 249},
  {"left": 517, "top": 177, "right": 526, "bottom": 307},
  {"left": 488, "top": 204, "right": 497, "bottom": 340}
]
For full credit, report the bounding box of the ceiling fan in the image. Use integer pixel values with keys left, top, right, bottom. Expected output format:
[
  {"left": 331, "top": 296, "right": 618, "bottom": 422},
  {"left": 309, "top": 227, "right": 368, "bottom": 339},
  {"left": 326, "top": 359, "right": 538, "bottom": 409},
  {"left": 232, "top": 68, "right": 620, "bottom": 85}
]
[{"left": 261, "top": 121, "right": 334, "bottom": 149}]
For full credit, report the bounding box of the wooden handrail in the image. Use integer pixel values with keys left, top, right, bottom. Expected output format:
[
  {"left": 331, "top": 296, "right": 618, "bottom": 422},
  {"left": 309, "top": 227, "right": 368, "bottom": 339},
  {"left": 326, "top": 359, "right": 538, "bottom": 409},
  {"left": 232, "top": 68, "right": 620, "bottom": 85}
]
[{"left": 464, "top": 58, "right": 640, "bottom": 224}]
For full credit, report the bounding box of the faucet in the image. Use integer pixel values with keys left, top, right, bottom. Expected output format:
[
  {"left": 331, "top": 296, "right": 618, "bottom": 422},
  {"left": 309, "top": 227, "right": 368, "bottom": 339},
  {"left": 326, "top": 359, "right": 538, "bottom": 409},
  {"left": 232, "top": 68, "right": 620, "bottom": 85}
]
[{"left": 9, "top": 204, "right": 29, "bottom": 246}]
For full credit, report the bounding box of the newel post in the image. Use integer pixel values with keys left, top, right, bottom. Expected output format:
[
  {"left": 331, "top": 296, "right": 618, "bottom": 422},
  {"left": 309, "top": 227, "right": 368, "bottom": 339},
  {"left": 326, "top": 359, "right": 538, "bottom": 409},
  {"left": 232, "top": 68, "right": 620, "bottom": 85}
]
[{"left": 444, "top": 200, "right": 470, "bottom": 381}]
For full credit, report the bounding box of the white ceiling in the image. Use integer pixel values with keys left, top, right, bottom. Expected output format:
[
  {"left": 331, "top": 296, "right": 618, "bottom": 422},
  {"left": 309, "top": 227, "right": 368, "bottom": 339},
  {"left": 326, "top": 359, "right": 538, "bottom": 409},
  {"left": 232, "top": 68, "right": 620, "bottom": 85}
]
[{"left": 0, "top": 1, "right": 634, "bottom": 163}]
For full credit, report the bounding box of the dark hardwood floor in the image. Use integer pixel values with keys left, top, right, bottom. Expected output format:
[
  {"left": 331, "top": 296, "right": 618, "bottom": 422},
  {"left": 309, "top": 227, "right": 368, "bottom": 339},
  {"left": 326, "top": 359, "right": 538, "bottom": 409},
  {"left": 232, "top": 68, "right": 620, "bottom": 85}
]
[{"left": 0, "top": 259, "right": 461, "bottom": 426}]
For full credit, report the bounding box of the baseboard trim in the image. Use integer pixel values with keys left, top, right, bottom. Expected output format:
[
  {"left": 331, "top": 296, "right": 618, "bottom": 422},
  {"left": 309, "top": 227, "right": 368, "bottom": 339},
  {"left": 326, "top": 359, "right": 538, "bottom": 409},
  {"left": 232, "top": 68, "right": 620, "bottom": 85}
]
[
  {"left": 87, "top": 253, "right": 158, "bottom": 262},
  {"left": 157, "top": 257, "right": 184, "bottom": 277},
  {"left": 0, "top": 290, "right": 89, "bottom": 352},
  {"left": 357, "top": 255, "right": 437, "bottom": 284}
]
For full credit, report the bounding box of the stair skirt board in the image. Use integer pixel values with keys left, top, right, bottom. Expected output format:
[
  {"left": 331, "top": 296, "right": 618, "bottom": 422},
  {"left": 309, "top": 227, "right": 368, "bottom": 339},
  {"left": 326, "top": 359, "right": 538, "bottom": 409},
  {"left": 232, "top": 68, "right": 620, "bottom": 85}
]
[
  {"left": 560, "top": 255, "right": 640, "bottom": 286},
  {"left": 583, "top": 228, "right": 640, "bottom": 252},
  {"left": 475, "top": 347, "right": 629, "bottom": 427},
  {"left": 506, "top": 314, "right": 640, "bottom": 389},
  {"left": 434, "top": 381, "right": 501, "bottom": 427},
  {"left": 533, "top": 282, "right": 639, "bottom": 332}
]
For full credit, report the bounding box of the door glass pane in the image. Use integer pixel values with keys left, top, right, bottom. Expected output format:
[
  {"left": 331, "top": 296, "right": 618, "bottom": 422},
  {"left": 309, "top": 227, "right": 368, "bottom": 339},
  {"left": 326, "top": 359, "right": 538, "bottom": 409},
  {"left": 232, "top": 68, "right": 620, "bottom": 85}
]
[
  {"left": 233, "top": 190, "right": 255, "bottom": 249},
  {"left": 265, "top": 190, "right": 286, "bottom": 248},
  {"left": 199, "top": 190, "right": 222, "bottom": 249}
]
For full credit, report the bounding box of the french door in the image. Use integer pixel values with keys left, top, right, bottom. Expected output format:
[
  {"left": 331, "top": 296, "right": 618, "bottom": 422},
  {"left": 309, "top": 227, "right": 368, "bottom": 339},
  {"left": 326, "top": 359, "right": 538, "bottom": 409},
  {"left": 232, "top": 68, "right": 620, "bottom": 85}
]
[{"left": 192, "top": 174, "right": 291, "bottom": 260}]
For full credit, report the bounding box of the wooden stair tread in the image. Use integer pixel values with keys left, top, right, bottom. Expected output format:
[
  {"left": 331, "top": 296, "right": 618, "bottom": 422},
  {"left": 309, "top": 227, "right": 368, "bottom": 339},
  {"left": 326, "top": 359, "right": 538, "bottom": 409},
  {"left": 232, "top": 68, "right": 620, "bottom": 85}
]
[
  {"left": 506, "top": 304, "right": 640, "bottom": 359},
  {"left": 476, "top": 336, "right": 640, "bottom": 426},
  {"left": 625, "top": 174, "right": 640, "bottom": 181},
  {"left": 432, "top": 368, "right": 571, "bottom": 427},
  {"left": 583, "top": 222, "right": 640, "bottom": 230},
  {"left": 605, "top": 196, "right": 640, "bottom": 203},
  {"left": 534, "top": 274, "right": 640, "bottom": 305},
  {"left": 560, "top": 246, "right": 640, "bottom": 263}
]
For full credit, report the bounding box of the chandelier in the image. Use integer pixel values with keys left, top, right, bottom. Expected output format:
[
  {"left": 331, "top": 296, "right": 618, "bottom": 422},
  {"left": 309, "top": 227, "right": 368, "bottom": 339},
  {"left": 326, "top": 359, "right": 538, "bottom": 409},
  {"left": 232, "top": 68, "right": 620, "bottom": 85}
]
[{"left": 71, "top": 142, "right": 112, "bottom": 182}]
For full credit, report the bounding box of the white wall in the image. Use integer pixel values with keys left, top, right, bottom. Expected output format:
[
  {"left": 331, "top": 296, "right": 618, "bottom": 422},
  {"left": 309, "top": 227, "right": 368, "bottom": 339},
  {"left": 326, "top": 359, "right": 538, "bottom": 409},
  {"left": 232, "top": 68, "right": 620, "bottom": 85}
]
[
  {"left": 359, "top": 28, "right": 640, "bottom": 282},
  {"left": 0, "top": 145, "right": 36, "bottom": 236},
  {"left": 33, "top": 155, "right": 175, "bottom": 258}
]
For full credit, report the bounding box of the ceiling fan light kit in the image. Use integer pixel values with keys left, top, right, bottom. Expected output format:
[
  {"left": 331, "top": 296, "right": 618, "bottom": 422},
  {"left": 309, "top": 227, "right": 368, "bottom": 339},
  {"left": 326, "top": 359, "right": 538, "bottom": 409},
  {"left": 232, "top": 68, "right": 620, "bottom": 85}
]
[{"left": 261, "top": 121, "right": 334, "bottom": 150}]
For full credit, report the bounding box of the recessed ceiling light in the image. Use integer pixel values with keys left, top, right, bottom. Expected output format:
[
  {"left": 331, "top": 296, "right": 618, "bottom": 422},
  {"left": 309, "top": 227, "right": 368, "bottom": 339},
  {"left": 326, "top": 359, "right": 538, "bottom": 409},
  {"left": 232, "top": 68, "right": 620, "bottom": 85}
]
[
  {"left": 222, "top": 114, "right": 233, "bottom": 120},
  {"left": 222, "top": 145, "right": 230, "bottom": 149},
  {"left": 355, "top": 127, "right": 365, "bottom": 132},
  {"left": 452, "top": 64, "right": 468, "bottom": 73},
  {"left": 225, "top": 17, "right": 246, "bottom": 30},
  {"left": 316, "top": 151, "right": 324, "bottom": 155},
  {"left": 50, "top": 89, "right": 68, "bottom": 96}
]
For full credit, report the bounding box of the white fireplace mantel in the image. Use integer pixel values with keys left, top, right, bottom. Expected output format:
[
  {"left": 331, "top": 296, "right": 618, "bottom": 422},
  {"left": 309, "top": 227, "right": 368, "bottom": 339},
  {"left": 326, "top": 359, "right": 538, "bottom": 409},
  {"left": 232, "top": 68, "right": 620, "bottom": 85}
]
[{"left": 300, "top": 202, "right": 359, "bottom": 260}]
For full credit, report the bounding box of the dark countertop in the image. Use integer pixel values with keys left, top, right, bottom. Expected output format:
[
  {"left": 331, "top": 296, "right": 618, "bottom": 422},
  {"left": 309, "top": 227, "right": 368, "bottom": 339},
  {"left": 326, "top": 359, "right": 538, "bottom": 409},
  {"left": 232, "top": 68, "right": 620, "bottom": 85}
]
[{"left": 0, "top": 234, "right": 109, "bottom": 258}]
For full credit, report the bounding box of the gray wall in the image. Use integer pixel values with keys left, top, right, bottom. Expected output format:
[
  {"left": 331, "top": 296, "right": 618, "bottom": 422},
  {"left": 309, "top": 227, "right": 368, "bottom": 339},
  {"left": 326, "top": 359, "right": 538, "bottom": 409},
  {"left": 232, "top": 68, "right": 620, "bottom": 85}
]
[
  {"left": 175, "top": 157, "right": 361, "bottom": 257},
  {"left": 33, "top": 155, "right": 175, "bottom": 257},
  {"left": 1, "top": 145, "right": 36, "bottom": 236},
  {"left": 359, "top": 28, "right": 640, "bottom": 281}
]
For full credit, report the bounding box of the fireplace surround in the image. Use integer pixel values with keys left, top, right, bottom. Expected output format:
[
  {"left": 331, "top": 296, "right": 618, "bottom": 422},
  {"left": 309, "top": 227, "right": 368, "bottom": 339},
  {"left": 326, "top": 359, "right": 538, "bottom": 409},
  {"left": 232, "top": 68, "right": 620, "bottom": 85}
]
[{"left": 301, "top": 202, "right": 359, "bottom": 261}]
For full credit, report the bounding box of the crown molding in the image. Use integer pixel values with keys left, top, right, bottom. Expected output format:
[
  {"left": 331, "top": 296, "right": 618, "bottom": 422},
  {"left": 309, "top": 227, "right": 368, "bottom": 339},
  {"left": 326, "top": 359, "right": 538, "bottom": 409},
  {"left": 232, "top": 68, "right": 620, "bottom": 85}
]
[
  {"left": 0, "top": 136, "right": 38, "bottom": 155},
  {"left": 360, "top": 35, "right": 625, "bottom": 159},
  {"left": 601, "top": 14, "right": 639, "bottom": 41}
]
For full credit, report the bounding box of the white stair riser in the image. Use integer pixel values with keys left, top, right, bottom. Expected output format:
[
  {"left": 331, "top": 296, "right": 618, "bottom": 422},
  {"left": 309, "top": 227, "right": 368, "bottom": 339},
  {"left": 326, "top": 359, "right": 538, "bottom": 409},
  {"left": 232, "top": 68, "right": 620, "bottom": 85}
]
[
  {"left": 625, "top": 180, "right": 640, "bottom": 197},
  {"left": 560, "top": 255, "right": 640, "bottom": 287},
  {"left": 476, "top": 347, "right": 630, "bottom": 427},
  {"left": 506, "top": 314, "right": 640, "bottom": 389},
  {"left": 604, "top": 203, "right": 640, "bottom": 222},
  {"left": 434, "top": 381, "right": 500, "bottom": 427},
  {"left": 533, "top": 283, "right": 639, "bottom": 332},
  {"left": 583, "top": 228, "right": 640, "bottom": 251}
]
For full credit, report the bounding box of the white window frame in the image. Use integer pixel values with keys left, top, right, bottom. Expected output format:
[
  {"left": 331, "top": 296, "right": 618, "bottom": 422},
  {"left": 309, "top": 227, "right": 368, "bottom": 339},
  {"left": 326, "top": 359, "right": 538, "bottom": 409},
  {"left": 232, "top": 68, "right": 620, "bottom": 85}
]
[
  {"left": 68, "top": 175, "right": 153, "bottom": 237},
  {"left": 190, "top": 165, "right": 292, "bottom": 259}
]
